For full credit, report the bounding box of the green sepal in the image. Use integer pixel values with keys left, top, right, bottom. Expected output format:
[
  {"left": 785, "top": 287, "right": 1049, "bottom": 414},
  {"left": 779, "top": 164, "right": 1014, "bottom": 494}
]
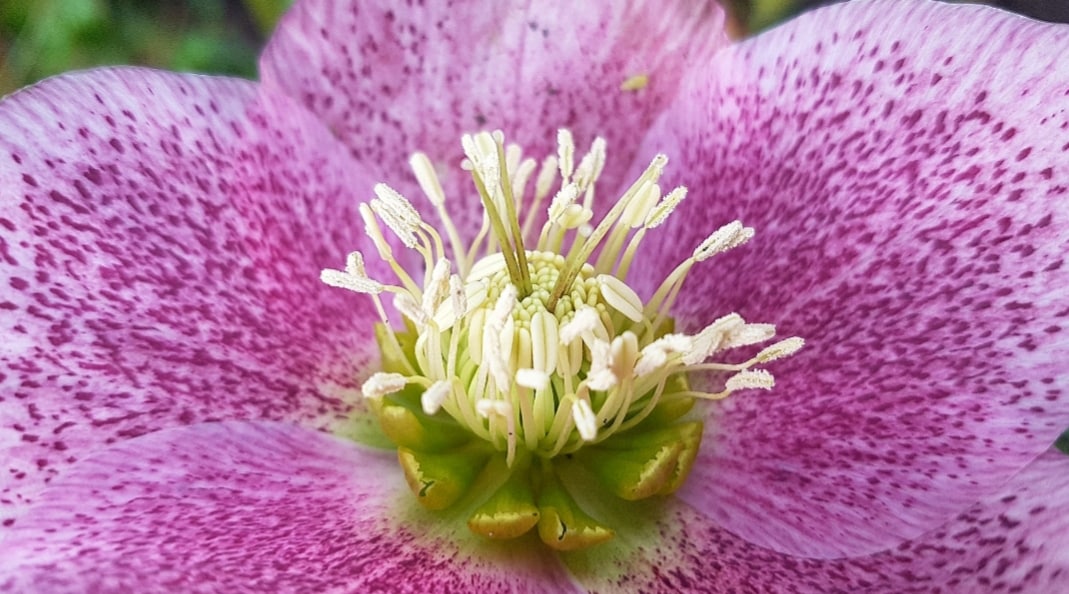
[
  {"left": 397, "top": 445, "right": 491, "bottom": 511},
  {"left": 581, "top": 421, "right": 703, "bottom": 500},
  {"left": 468, "top": 456, "right": 540, "bottom": 540},
  {"left": 536, "top": 466, "right": 614, "bottom": 551},
  {"left": 371, "top": 393, "right": 471, "bottom": 451}
]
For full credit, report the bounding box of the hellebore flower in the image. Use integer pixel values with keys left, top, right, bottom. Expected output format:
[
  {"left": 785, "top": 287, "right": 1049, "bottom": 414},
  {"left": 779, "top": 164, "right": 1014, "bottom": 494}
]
[{"left": 2, "top": 0, "right": 1069, "bottom": 591}]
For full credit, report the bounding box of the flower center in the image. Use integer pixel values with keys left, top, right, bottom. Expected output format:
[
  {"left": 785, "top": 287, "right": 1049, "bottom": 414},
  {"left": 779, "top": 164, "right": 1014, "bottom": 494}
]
[{"left": 323, "top": 130, "right": 801, "bottom": 550}]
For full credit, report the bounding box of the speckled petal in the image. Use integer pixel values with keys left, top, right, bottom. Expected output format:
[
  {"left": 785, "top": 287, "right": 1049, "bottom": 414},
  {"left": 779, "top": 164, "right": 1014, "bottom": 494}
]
[
  {"left": 259, "top": 0, "right": 725, "bottom": 232},
  {"left": 631, "top": 0, "right": 1069, "bottom": 556},
  {"left": 568, "top": 449, "right": 1069, "bottom": 594},
  {"left": 0, "top": 69, "right": 381, "bottom": 526},
  {"left": 0, "top": 421, "right": 581, "bottom": 594}
]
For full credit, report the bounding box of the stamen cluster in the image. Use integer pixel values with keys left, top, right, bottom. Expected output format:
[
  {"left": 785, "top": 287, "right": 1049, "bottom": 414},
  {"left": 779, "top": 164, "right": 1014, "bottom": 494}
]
[{"left": 323, "top": 130, "right": 801, "bottom": 550}]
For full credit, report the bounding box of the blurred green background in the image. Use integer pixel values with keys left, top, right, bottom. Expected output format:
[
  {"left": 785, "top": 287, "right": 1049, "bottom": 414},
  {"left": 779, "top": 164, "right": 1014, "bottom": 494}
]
[{"left": 1, "top": 0, "right": 1067, "bottom": 96}]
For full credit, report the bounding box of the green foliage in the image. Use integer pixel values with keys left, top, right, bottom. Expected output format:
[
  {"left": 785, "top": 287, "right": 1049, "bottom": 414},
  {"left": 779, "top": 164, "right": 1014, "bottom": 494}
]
[{"left": 0, "top": 0, "right": 282, "bottom": 95}]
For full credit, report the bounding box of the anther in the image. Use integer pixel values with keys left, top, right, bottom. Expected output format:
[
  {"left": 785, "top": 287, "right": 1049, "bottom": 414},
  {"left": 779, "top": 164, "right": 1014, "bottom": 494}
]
[
  {"left": 572, "top": 399, "right": 598, "bottom": 441},
  {"left": 725, "top": 369, "right": 776, "bottom": 391},
  {"left": 421, "top": 380, "right": 452, "bottom": 415},
  {"left": 693, "top": 220, "right": 754, "bottom": 261},
  {"left": 361, "top": 372, "right": 409, "bottom": 398},
  {"left": 756, "top": 337, "right": 805, "bottom": 363}
]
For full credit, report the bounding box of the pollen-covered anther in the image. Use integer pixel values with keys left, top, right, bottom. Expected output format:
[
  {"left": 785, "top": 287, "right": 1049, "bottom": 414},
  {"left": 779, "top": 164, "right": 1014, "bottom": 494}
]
[
  {"left": 370, "top": 185, "right": 422, "bottom": 249},
  {"left": 559, "top": 306, "right": 600, "bottom": 345},
  {"left": 585, "top": 339, "right": 619, "bottom": 391},
  {"left": 516, "top": 368, "right": 551, "bottom": 391},
  {"left": 394, "top": 292, "right": 430, "bottom": 329},
  {"left": 420, "top": 381, "right": 452, "bottom": 415},
  {"left": 693, "top": 220, "right": 755, "bottom": 262},
  {"left": 644, "top": 186, "right": 688, "bottom": 229},
  {"left": 319, "top": 250, "right": 386, "bottom": 294},
  {"left": 725, "top": 369, "right": 776, "bottom": 392},
  {"left": 319, "top": 268, "right": 384, "bottom": 295},
  {"left": 722, "top": 322, "right": 777, "bottom": 349},
  {"left": 572, "top": 399, "right": 598, "bottom": 441},
  {"left": 756, "top": 337, "right": 806, "bottom": 363},
  {"left": 361, "top": 372, "right": 409, "bottom": 399},
  {"left": 635, "top": 333, "right": 694, "bottom": 376}
]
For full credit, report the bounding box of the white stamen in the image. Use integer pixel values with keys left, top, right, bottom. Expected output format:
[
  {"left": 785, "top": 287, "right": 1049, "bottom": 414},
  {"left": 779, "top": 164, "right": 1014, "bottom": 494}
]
[
  {"left": 634, "top": 333, "right": 693, "bottom": 376},
  {"left": 359, "top": 203, "right": 395, "bottom": 260},
  {"left": 530, "top": 310, "right": 559, "bottom": 375},
  {"left": 370, "top": 198, "right": 418, "bottom": 249},
  {"left": 597, "top": 274, "right": 645, "bottom": 322},
  {"left": 535, "top": 155, "right": 559, "bottom": 200},
  {"left": 505, "top": 142, "right": 523, "bottom": 177},
  {"left": 644, "top": 186, "right": 687, "bottom": 229},
  {"left": 683, "top": 313, "right": 745, "bottom": 365},
  {"left": 511, "top": 157, "right": 537, "bottom": 201},
  {"left": 548, "top": 183, "right": 580, "bottom": 222},
  {"left": 374, "top": 183, "right": 422, "bottom": 227},
  {"left": 394, "top": 292, "right": 429, "bottom": 328},
  {"left": 722, "top": 323, "right": 777, "bottom": 349},
  {"left": 756, "top": 337, "right": 805, "bottom": 362},
  {"left": 421, "top": 258, "right": 452, "bottom": 315},
  {"left": 361, "top": 372, "right": 408, "bottom": 398},
  {"left": 450, "top": 274, "right": 467, "bottom": 318},
  {"left": 325, "top": 128, "right": 802, "bottom": 466},
  {"left": 557, "top": 129, "right": 575, "bottom": 181},
  {"left": 476, "top": 398, "right": 518, "bottom": 466},
  {"left": 483, "top": 285, "right": 518, "bottom": 392},
  {"left": 345, "top": 251, "right": 368, "bottom": 277},
  {"left": 559, "top": 307, "right": 599, "bottom": 344},
  {"left": 572, "top": 399, "right": 598, "bottom": 441},
  {"left": 477, "top": 398, "right": 511, "bottom": 418},
  {"left": 421, "top": 380, "right": 452, "bottom": 415},
  {"left": 409, "top": 152, "right": 446, "bottom": 206},
  {"left": 319, "top": 269, "right": 384, "bottom": 294},
  {"left": 558, "top": 204, "right": 593, "bottom": 230},
  {"left": 574, "top": 136, "right": 607, "bottom": 189},
  {"left": 516, "top": 368, "right": 551, "bottom": 390},
  {"left": 725, "top": 369, "right": 776, "bottom": 391},
  {"left": 621, "top": 181, "right": 661, "bottom": 228},
  {"left": 585, "top": 339, "right": 617, "bottom": 391},
  {"left": 693, "top": 220, "right": 749, "bottom": 261}
]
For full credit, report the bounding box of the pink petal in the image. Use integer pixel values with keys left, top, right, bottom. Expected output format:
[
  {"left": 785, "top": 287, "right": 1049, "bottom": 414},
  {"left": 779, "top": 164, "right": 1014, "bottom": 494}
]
[
  {"left": 569, "top": 449, "right": 1069, "bottom": 593},
  {"left": 0, "top": 421, "right": 580, "bottom": 593},
  {"left": 259, "top": 0, "right": 726, "bottom": 231},
  {"left": 0, "top": 69, "right": 382, "bottom": 525},
  {"left": 630, "top": 0, "right": 1069, "bottom": 555}
]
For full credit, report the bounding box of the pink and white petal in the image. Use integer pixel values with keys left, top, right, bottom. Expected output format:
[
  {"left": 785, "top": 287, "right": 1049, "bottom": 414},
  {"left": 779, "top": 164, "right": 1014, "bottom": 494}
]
[
  {"left": 0, "top": 421, "right": 580, "bottom": 593},
  {"left": 259, "top": 0, "right": 726, "bottom": 232},
  {"left": 630, "top": 0, "right": 1069, "bottom": 556},
  {"left": 570, "top": 449, "right": 1069, "bottom": 594},
  {"left": 0, "top": 68, "right": 382, "bottom": 525}
]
